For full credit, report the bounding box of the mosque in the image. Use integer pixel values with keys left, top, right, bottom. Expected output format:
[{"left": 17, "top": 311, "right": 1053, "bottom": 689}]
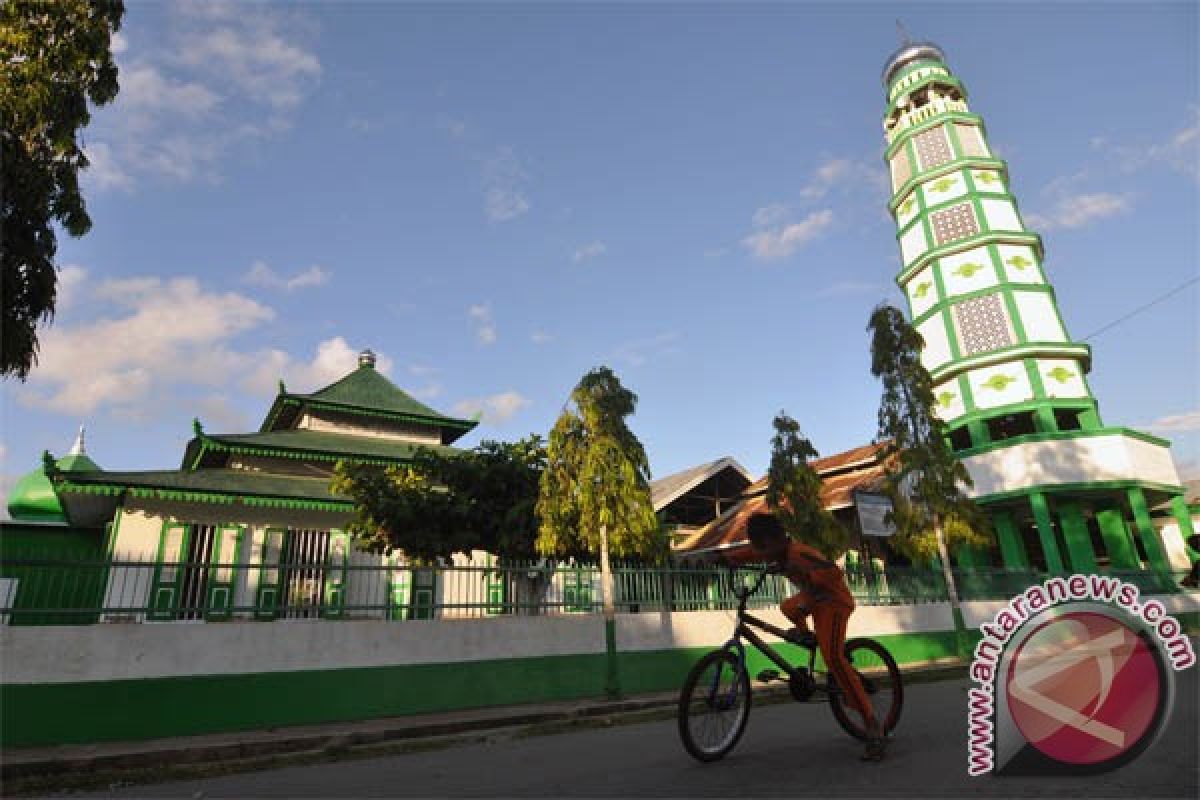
[{"left": 4, "top": 41, "right": 1197, "bottom": 625}]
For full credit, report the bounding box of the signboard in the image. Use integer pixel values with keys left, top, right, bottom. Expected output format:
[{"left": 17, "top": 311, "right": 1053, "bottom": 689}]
[{"left": 854, "top": 491, "right": 896, "bottom": 538}]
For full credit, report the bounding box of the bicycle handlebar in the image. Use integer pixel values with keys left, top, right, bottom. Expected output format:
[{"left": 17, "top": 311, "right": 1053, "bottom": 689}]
[{"left": 726, "top": 564, "right": 773, "bottom": 602}]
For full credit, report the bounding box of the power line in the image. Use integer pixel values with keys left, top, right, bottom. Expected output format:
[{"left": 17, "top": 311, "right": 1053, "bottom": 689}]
[{"left": 1081, "top": 275, "right": 1200, "bottom": 341}]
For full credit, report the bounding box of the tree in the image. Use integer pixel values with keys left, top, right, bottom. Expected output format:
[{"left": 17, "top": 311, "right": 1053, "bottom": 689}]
[
  {"left": 1, "top": 0, "right": 124, "bottom": 379},
  {"left": 867, "top": 303, "right": 989, "bottom": 653},
  {"left": 535, "top": 366, "right": 662, "bottom": 562},
  {"left": 766, "top": 411, "right": 848, "bottom": 557},
  {"left": 331, "top": 436, "right": 547, "bottom": 565}
]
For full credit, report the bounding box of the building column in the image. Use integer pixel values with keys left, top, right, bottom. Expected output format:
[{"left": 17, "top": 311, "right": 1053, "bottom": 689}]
[
  {"left": 1096, "top": 507, "right": 1140, "bottom": 570},
  {"left": 992, "top": 510, "right": 1029, "bottom": 570},
  {"left": 967, "top": 420, "right": 990, "bottom": 448},
  {"left": 1030, "top": 492, "right": 1066, "bottom": 574},
  {"left": 1171, "top": 496, "right": 1198, "bottom": 562},
  {"left": 1127, "top": 487, "right": 1172, "bottom": 576},
  {"left": 1057, "top": 500, "right": 1098, "bottom": 573}
]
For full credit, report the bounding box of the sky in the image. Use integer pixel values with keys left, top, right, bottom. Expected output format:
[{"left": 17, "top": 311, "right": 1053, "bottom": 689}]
[{"left": 2, "top": 1, "right": 1198, "bottom": 505}]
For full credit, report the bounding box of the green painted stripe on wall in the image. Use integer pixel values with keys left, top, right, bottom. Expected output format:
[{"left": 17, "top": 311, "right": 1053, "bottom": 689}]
[{"left": 2, "top": 630, "right": 965, "bottom": 748}]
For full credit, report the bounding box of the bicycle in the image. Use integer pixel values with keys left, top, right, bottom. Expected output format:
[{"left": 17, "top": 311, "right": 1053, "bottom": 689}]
[{"left": 677, "top": 565, "right": 904, "bottom": 762}]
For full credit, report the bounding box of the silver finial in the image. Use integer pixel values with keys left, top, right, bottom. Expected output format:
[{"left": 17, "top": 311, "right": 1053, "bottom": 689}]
[
  {"left": 359, "top": 349, "right": 377, "bottom": 368},
  {"left": 896, "top": 19, "right": 911, "bottom": 45},
  {"left": 68, "top": 423, "right": 87, "bottom": 456}
]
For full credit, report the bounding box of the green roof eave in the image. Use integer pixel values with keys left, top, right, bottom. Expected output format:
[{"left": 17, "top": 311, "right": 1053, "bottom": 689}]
[
  {"left": 260, "top": 395, "right": 477, "bottom": 439},
  {"left": 50, "top": 465, "right": 357, "bottom": 512},
  {"left": 183, "top": 429, "right": 462, "bottom": 470}
]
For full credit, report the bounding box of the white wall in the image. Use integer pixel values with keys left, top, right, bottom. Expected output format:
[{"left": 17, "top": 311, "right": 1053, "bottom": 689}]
[
  {"left": 962, "top": 432, "right": 1181, "bottom": 498},
  {"left": 298, "top": 411, "right": 442, "bottom": 445}
]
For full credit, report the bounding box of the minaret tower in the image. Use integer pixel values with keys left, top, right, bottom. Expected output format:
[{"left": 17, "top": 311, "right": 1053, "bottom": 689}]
[{"left": 879, "top": 42, "right": 1194, "bottom": 578}]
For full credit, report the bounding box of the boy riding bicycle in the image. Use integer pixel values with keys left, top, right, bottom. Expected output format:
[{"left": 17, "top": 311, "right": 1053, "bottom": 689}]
[{"left": 720, "top": 513, "right": 887, "bottom": 761}]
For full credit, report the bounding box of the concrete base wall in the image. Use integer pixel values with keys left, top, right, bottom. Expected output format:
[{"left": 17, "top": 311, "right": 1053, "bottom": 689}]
[{"left": 4, "top": 597, "right": 1196, "bottom": 748}]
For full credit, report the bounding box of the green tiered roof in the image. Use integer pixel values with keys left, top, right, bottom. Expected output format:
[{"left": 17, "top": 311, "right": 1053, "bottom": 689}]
[
  {"left": 52, "top": 468, "right": 351, "bottom": 511},
  {"left": 259, "top": 352, "right": 477, "bottom": 444},
  {"left": 183, "top": 429, "right": 459, "bottom": 470}
]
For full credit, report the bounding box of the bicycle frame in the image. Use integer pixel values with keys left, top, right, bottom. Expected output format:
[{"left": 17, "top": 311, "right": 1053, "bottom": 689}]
[{"left": 718, "top": 567, "right": 824, "bottom": 688}]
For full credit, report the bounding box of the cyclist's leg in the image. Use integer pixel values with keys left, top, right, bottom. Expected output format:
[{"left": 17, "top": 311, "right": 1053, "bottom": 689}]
[
  {"left": 814, "top": 605, "right": 876, "bottom": 728},
  {"left": 780, "top": 591, "right": 814, "bottom": 632}
]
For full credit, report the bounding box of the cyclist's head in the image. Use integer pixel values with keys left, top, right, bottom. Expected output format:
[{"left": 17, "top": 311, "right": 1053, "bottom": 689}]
[{"left": 746, "top": 513, "right": 787, "bottom": 556}]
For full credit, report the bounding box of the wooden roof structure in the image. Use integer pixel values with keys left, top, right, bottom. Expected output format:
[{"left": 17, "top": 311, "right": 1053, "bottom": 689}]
[{"left": 673, "top": 441, "right": 891, "bottom": 555}]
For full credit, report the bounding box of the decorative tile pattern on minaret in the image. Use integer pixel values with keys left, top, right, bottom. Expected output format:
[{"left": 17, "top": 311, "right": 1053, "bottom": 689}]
[
  {"left": 876, "top": 42, "right": 1192, "bottom": 579},
  {"left": 880, "top": 42, "right": 1097, "bottom": 440}
]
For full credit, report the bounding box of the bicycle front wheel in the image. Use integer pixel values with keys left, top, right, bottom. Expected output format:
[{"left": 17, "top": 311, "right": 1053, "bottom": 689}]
[
  {"left": 677, "top": 649, "right": 752, "bottom": 762},
  {"left": 828, "top": 637, "right": 904, "bottom": 741}
]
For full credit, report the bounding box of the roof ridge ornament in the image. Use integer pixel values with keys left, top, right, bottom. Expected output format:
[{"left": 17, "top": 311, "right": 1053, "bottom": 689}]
[
  {"left": 896, "top": 19, "right": 911, "bottom": 45},
  {"left": 193, "top": 417, "right": 204, "bottom": 436},
  {"left": 278, "top": 378, "right": 287, "bottom": 395},
  {"left": 69, "top": 423, "right": 87, "bottom": 456},
  {"left": 358, "top": 349, "right": 377, "bottom": 368}
]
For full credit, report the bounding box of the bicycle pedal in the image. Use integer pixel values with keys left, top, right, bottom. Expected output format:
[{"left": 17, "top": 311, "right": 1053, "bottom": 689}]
[{"left": 755, "top": 668, "right": 781, "bottom": 682}]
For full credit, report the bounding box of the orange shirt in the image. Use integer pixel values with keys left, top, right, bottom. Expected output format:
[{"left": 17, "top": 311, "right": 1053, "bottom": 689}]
[{"left": 728, "top": 540, "right": 855, "bottom": 609}]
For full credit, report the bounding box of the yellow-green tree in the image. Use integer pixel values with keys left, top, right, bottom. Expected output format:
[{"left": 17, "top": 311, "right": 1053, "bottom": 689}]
[
  {"left": 535, "top": 366, "right": 662, "bottom": 562},
  {"left": 766, "top": 411, "right": 848, "bottom": 557},
  {"left": 868, "top": 303, "right": 989, "bottom": 653}
]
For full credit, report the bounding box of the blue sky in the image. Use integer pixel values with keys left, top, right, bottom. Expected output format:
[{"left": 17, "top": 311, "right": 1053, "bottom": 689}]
[{"left": 2, "top": 1, "right": 1197, "bottom": 500}]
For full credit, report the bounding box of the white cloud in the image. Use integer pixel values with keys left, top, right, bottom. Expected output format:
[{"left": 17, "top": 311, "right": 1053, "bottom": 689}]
[
  {"left": 82, "top": 142, "right": 133, "bottom": 190},
  {"left": 531, "top": 331, "right": 553, "bottom": 345},
  {"left": 742, "top": 209, "right": 835, "bottom": 260},
  {"left": 246, "top": 337, "right": 396, "bottom": 397},
  {"left": 120, "top": 63, "right": 221, "bottom": 118},
  {"left": 798, "top": 157, "right": 888, "bottom": 200},
  {"left": 752, "top": 204, "right": 791, "bottom": 228},
  {"left": 453, "top": 391, "right": 530, "bottom": 424},
  {"left": 468, "top": 304, "right": 497, "bottom": 345},
  {"left": 23, "top": 275, "right": 275, "bottom": 416},
  {"left": 110, "top": 31, "right": 128, "bottom": 55},
  {"left": 20, "top": 270, "right": 389, "bottom": 419},
  {"left": 572, "top": 241, "right": 607, "bottom": 263},
  {"left": 410, "top": 383, "right": 443, "bottom": 401},
  {"left": 194, "top": 394, "right": 250, "bottom": 432},
  {"left": 1141, "top": 409, "right": 1200, "bottom": 433},
  {"left": 1094, "top": 107, "right": 1200, "bottom": 183},
  {"left": 242, "top": 260, "right": 330, "bottom": 291},
  {"left": 1026, "top": 192, "right": 1131, "bottom": 231},
  {"left": 87, "top": 5, "right": 320, "bottom": 187},
  {"left": 482, "top": 147, "right": 530, "bottom": 222},
  {"left": 613, "top": 331, "right": 682, "bottom": 367},
  {"left": 56, "top": 265, "right": 89, "bottom": 311},
  {"left": 175, "top": 11, "right": 321, "bottom": 111}
]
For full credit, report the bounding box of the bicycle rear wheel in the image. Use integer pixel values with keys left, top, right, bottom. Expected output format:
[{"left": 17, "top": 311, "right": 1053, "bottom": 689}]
[
  {"left": 677, "top": 649, "right": 752, "bottom": 762},
  {"left": 828, "top": 637, "right": 904, "bottom": 741}
]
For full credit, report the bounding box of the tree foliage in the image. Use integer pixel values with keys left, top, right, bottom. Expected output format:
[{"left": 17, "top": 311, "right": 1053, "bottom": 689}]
[
  {"left": 536, "top": 366, "right": 663, "bottom": 562},
  {"left": 766, "top": 411, "right": 848, "bottom": 557},
  {"left": 331, "top": 436, "right": 547, "bottom": 564},
  {"left": 1, "top": 0, "right": 124, "bottom": 379},
  {"left": 867, "top": 303, "right": 988, "bottom": 560}
]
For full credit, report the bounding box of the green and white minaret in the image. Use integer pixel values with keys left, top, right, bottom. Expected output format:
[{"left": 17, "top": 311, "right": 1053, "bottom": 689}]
[{"left": 879, "top": 42, "right": 1197, "bottom": 578}]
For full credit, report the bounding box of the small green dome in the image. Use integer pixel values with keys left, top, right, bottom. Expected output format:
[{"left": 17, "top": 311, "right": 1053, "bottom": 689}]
[
  {"left": 6, "top": 427, "right": 102, "bottom": 522},
  {"left": 7, "top": 468, "right": 66, "bottom": 522}
]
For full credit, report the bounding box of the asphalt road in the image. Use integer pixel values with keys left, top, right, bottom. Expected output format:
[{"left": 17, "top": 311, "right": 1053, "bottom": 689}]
[{"left": 56, "top": 667, "right": 1199, "bottom": 799}]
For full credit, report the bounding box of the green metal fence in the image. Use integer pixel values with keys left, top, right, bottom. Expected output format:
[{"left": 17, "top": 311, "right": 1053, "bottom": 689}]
[{"left": 0, "top": 555, "right": 1191, "bottom": 625}]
